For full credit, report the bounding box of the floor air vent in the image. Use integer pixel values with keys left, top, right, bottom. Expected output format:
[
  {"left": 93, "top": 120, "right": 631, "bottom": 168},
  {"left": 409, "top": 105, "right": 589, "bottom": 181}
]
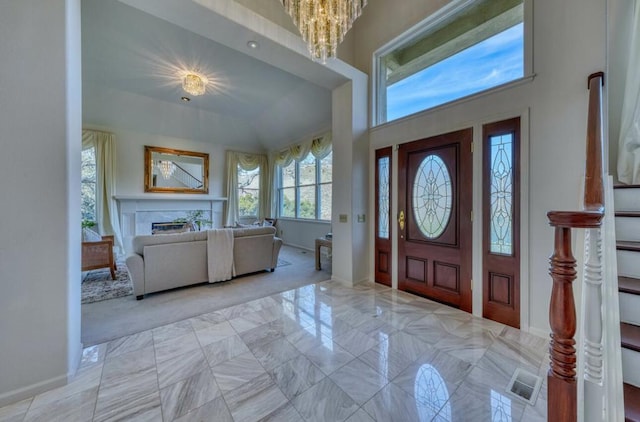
[{"left": 505, "top": 368, "right": 543, "bottom": 405}]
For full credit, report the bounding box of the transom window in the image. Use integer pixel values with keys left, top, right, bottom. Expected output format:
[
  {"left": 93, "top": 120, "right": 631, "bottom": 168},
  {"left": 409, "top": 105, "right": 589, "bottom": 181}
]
[
  {"left": 278, "top": 151, "right": 332, "bottom": 220},
  {"left": 376, "top": 0, "right": 525, "bottom": 124}
]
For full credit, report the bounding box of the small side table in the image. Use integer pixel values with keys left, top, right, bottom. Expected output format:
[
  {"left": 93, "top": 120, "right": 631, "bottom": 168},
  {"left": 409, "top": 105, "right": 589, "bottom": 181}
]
[{"left": 315, "top": 237, "right": 332, "bottom": 270}]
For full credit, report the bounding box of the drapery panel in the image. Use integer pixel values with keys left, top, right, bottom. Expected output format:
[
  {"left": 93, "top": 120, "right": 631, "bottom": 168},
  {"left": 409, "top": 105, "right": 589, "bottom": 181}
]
[
  {"left": 82, "top": 129, "right": 124, "bottom": 253},
  {"left": 269, "top": 132, "right": 332, "bottom": 217},
  {"left": 224, "top": 151, "right": 269, "bottom": 226},
  {"left": 618, "top": 2, "right": 640, "bottom": 184}
]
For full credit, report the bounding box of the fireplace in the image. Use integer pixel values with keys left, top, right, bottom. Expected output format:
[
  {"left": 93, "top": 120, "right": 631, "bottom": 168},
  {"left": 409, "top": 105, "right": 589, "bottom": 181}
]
[
  {"left": 114, "top": 195, "right": 227, "bottom": 252},
  {"left": 151, "top": 222, "right": 190, "bottom": 234}
]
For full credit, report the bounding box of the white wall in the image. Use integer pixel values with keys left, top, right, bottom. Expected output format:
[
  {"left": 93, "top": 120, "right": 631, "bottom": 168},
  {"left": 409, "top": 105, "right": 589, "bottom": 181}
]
[
  {"left": 87, "top": 127, "right": 233, "bottom": 198},
  {"left": 356, "top": 0, "right": 606, "bottom": 334},
  {"left": 277, "top": 219, "right": 331, "bottom": 250},
  {"left": 0, "top": 0, "right": 82, "bottom": 405},
  {"left": 332, "top": 79, "right": 370, "bottom": 285}
]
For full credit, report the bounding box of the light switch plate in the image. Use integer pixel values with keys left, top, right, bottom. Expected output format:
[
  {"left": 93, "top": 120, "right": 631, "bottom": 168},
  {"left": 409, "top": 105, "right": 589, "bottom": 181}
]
[
  {"left": 339, "top": 214, "right": 348, "bottom": 223},
  {"left": 357, "top": 214, "right": 366, "bottom": 223}
]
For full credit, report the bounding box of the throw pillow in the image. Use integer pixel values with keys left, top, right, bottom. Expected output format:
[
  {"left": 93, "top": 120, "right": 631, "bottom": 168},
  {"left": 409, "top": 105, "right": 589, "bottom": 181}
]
[{"left": 82, "top": 227, "right": 102, "bottom": 242}]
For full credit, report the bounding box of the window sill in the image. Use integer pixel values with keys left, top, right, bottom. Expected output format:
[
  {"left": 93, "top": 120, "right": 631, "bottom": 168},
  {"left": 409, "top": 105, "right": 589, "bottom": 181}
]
[{"left": 277, "top": 218, "right": 331, "bottom": 224}]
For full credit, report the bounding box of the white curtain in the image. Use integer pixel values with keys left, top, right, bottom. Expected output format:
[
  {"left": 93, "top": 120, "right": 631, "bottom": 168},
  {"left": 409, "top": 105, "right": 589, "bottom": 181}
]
[
  {"left": 82, "top": 129, "right": 124, "bottom": 253},
  {"left": 618, "top": 2, "right": 640, "bottom": 184},
  {"left": 269, "top": 132, "right": 332, "bottom": 216},
  {"left": 224, "top": 151, "right": 269, "bottom": 226}
]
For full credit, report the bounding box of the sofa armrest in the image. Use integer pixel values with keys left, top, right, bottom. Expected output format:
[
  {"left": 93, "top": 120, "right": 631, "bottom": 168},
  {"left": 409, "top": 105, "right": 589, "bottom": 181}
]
[
  {"left": 125, "top": 253, "right": 145, "bottom": 299},
  {"left": 271, "top": 237, "right": 283, "bottom": 270}
]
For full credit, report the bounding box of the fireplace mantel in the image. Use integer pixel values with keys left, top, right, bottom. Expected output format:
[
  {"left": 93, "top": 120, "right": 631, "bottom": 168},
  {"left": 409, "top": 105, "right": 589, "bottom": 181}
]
[{"left": 115, "top": 195, "right": 227, "bottom": 251}]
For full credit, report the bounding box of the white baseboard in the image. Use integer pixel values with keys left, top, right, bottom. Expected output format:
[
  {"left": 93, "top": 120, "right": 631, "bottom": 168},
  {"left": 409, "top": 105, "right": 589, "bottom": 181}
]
[
  {"left": 281, "top": 241, "right": 313, "bottom": 252},
  {"left": 353, "top": 277, "right": 372, "bottom": 285},
  {"left": 0, "top": 374, "right": 67, "bottom": 408},
  {"left": 527, "top": 326, "right": 550, "bottom": 341},
  {"left": 330, "top": 275, "right": 370, "bottom": 286}
]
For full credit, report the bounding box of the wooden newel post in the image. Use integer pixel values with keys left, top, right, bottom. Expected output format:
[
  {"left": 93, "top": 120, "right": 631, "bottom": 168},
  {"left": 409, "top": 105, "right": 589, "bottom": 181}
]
[
  {"left": 548, "top": 224, "right": 578, "bottom": 422},
  {"left": 546, "top": 210, "right": 602, "bottom": 421},
  {"left": 545, "top": 73, "right": 605, "bottom": 421}
]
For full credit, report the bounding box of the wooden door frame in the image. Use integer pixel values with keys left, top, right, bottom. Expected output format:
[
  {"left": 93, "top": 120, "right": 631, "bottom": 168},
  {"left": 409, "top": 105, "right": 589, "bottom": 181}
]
[
  {"left": 369, "top": 110, "right": 530, "bottom": 331},
  {"left": 397, "top": 128, "right": 473, "bottom": 312},
  {"left": 470, "top": 111, "right": 530, "bottom": 330},
  {"left": 481, "top": 117, "right": 521, "bottom": 328}
]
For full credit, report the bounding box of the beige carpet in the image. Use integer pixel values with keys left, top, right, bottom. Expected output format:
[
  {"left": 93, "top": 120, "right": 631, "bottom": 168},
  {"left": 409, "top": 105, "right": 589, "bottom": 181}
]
[{"left": 81, "top": 245, "right": 332, "bottom": 346}]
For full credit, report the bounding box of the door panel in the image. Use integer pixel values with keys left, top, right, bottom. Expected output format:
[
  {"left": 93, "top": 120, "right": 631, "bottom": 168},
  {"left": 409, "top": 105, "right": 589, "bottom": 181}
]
[
  {"left": 483, "top": 118, "right": 520, "bottom": 328},
  {"left": 375, "top": 147, "right": 392, "bottom": 286},
  {"left": 398, "top": 128, "right": 473, "bottom": 312}
]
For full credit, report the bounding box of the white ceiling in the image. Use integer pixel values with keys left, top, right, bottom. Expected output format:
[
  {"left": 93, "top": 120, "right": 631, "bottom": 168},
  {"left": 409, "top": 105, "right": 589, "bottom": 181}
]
[{"left": 82, "top": 0, "right": 336, "bottom": 151}]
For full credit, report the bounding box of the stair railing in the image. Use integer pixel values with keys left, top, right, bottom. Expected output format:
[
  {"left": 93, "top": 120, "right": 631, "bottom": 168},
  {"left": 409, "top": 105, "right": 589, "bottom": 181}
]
[
  {"left": 171, "top": 163, "right": 203, "bottom": 189},
  {"left": 547, "top": 72, "right": 623, "bottom": 421}
]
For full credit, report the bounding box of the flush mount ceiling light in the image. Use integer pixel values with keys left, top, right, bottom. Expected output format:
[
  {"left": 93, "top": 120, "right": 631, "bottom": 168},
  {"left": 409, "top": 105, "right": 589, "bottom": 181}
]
[
  {"left": 182, "top": 73, "right": 206, "bottom": 96},
  {"left": 280, "top": 0, "right": 367, "bottom": 62},
  {"left": 247, "top": 40, "right": 259, "bottom": 49}
]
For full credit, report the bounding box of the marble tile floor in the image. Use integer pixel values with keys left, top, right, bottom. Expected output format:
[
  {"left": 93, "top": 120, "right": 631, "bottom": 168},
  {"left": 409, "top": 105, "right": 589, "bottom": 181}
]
[{"left": 0, "top": 281, "right": 549, "bottom": 422}]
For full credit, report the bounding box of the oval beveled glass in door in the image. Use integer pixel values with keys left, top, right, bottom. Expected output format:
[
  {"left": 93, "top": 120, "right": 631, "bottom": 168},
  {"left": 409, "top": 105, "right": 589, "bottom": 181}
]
[{"left": 412, "top": 154, "right": 452, "bottom": 239}]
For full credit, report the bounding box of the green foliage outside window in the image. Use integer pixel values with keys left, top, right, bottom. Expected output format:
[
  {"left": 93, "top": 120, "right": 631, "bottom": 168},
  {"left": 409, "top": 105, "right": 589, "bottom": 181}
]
[
  {"left": 278, "top": 151, "right": 331, "bottom": 220},
  {"left": 81, "top": 147, "right": 96, "bottom": 224},
  {"left": 239, "top": 191, "right": 259, "bottom": 217},
  {"left": 238, "top": 165, "right": 260, "bottom": 217}
]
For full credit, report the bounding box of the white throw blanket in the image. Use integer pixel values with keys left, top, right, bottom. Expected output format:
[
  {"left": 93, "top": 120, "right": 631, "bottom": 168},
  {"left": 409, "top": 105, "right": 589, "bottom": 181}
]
[{"left": 207, "top": 229, "right": 235, "bottom": 283}]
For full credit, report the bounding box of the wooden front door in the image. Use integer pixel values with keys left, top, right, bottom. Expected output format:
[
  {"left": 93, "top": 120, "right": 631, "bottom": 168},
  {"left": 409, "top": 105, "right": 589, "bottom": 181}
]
[
  {"left": 482, "top": 118, "right": 521, "bottom": 328},
  {"left": 398, "top": 129, "right": 473, "bottom": 312},
  {"left": 374, "top": 147, "right": 392, "bottom": 286}
]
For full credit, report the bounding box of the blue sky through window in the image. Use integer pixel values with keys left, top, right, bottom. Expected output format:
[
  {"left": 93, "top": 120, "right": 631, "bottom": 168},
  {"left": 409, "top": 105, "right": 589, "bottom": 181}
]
[{"left": 386, "top": 23, "right": 524, "bottom": 122}]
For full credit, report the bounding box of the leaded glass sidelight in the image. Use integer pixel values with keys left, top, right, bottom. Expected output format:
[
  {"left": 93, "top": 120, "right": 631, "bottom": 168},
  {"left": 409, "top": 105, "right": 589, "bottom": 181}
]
[
  {"left": 378, "top": 156, "right": 390, "bottom": 239},
  {"left": 490, "top": 134, "right": 514, "bottom": 254},
  {"left": 413, "top": 154, "right": 452, "bottom": 239}
]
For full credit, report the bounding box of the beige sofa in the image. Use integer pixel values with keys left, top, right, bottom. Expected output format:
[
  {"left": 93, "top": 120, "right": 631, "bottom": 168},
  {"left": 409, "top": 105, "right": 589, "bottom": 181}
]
[{"left": 126, "top": 226, "right": 282, "bottom": 299}]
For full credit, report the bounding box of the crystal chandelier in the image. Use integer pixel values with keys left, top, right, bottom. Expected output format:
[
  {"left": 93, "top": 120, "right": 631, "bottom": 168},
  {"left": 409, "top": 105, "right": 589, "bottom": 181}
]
[
  {"left": 182, "top": 73, "right": 206, "bottom": 96},
  {"left": 157, "top": 160, "right": 176, "bottom": 179},
  {"left": 280, "top": 0, "right": 367, "bottom": 62}
]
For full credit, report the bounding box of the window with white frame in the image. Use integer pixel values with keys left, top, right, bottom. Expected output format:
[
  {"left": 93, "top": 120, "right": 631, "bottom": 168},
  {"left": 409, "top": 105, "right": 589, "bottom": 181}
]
[
  {"left": 237, "top": 165, "right": 260, "bottom": 218},
  {"left": 376, "top": 0, "right": 525, "bottom": 124},
  {"left": 278, "top": 151, "right": 332, "bottom": 220}
]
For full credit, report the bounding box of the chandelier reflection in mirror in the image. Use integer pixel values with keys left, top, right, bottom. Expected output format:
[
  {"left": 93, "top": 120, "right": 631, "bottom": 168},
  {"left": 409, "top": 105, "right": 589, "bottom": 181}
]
[
  {"left": 157, "top": 160, "right": 176, "bottom": 179},
  {"left": 280, "top": 0, "right": 367, "bottom": 62}
]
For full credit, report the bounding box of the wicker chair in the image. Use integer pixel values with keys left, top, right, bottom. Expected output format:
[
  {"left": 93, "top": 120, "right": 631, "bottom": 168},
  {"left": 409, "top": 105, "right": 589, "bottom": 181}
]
[{"left": 82, "top": 235, "right": 117, "bottom": 279}]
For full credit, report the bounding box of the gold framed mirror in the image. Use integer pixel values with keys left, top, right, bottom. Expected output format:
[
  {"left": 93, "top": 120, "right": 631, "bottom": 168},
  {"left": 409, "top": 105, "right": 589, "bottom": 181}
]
[{"left": 144, "top": 146, "right": 209, "bottom": 194}]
